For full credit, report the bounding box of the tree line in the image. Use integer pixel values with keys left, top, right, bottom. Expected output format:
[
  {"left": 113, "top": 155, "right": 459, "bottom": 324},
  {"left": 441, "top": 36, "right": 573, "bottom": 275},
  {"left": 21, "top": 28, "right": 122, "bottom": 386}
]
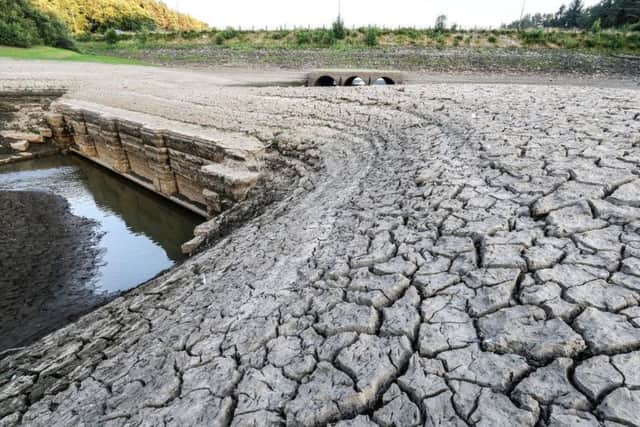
[
  {"left": 0, "top": 0, "right": 207, "bottom": 49},
  {"left": 0, "top": 0, "right": 74, "bottom": 48},
  {"left": 30, "top": 0, "right": 207, "bottom": 35},
  {"left": 506, "top": 0, "right": 640, "bottom": 30}
]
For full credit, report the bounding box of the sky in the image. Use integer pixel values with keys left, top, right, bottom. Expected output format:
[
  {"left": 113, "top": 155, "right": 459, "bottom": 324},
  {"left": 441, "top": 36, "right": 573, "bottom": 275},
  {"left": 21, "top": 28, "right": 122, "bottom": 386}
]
[{"left": 165, "top": 0, "right": 601, "bottom": 30}]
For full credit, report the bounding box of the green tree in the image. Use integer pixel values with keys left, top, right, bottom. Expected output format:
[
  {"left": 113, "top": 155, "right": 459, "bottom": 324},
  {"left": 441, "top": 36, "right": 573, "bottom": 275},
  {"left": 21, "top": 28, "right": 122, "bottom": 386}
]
[
  {"left": 565, "top": 0, "right": 585, "bottom": 27},
  {"left": 332, "top": 15, "right": 346, "bottom": 40},
  {"left": 29, "top": 0, "right": 207, "bottom": 35},
  {"left": 0, "top": 0, "right": 74, "bottom": 48},
  {"left": 435, "top": 14, "right": 448, "bottom": 31},
  {"left": 365, "top": 26, "right": 378, "bottom": 46},
  {"left": 104, "top": 28, "right": 118, "bottom": 44}
]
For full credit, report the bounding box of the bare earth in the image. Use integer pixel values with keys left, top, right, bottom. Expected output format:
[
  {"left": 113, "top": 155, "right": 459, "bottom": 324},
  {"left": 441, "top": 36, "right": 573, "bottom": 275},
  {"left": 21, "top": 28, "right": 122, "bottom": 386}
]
[{"left": 1, "top": 59, "right": 640, "bottom": 426}]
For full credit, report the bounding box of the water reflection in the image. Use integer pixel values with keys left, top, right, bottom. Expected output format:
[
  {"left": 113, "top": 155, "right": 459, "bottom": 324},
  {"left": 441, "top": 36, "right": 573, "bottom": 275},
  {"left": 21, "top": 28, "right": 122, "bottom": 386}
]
[{"left": 0, "top": 155, "right": 202, "bottom": 294}]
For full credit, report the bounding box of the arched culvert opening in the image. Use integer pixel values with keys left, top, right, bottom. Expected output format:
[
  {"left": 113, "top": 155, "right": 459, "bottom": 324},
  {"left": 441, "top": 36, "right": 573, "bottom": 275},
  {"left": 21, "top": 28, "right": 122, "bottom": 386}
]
[
  {"left": 315, "top": 75, "right": 337, "bottom": 87},
  {"left": 375, "top": 77, "right": 395, "bottom": 85},
  {"left": 344, "top": 76, "right": 367, "bottom": 86}
]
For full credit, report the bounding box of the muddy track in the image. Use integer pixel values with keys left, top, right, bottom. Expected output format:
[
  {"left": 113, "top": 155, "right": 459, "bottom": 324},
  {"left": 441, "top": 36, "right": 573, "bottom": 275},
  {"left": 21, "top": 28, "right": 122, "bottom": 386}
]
[{"left": 0, "top": 64, "right": 639, "bottom": 426}]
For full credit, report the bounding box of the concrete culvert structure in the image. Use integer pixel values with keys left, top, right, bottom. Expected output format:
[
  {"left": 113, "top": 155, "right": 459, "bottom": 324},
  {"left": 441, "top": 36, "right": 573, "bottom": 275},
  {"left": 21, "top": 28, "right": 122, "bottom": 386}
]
[
  {"left": 307, "top": 70, "right": 405, "bottom": 86},
  {"left": 375, "top": 77, "right": 396, "bottom": 85},
  {"left": 315, "top": 75, "right": 337, "bottom": 87},
  {"left": 345, "top": 76, "right": 367, "bottom": 86}
]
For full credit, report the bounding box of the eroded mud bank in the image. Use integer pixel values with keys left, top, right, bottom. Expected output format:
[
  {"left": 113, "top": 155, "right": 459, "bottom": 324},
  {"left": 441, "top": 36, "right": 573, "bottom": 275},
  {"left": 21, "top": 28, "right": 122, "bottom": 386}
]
[{"left": 0, "top": 190, "right": 103, "bottom": 352}]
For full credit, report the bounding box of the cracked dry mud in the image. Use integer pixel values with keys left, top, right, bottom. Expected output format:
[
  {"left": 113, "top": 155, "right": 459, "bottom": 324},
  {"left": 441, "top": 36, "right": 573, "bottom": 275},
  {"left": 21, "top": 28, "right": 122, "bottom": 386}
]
[{"left": 1, "top": 70, "right": 640, "bottom": 427}]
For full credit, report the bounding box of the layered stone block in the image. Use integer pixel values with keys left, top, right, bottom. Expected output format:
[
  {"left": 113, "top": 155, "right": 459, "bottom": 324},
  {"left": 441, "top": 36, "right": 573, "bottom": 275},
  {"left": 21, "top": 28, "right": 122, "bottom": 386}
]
[
  {"left": 44, "top": 112, "right": 73, "bottom": 149},
  {"left": 141, "top": 127, "right": 177, "bottom": 196},
  {"left": 65, "top": 107, "right": 98, "bottom": 157},
  {"left": 48, "top": 101, "right": 264, "bottom": 219},
  {"left": 83, "top": 111, "right": 129, "bottom": 173}
]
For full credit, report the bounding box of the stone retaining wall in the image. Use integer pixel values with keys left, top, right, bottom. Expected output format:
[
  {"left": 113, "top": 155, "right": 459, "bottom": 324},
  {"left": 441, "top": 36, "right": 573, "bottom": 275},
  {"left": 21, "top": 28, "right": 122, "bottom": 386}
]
[
  {"left": 0, "top": 91, "right": 63, "bottom": 165},
  {"left": 46, "top": 101, "right": 265, "bottom": 251}
]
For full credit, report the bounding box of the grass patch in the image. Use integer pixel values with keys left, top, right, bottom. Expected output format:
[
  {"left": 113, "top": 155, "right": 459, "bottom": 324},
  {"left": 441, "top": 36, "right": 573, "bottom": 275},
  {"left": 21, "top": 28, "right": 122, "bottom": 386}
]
[
  {"left": 76, "top": 27, "right": 640, "bottom": 55},
  {"left": 0, "top": 45, "right": 144, "bottom": 64}
]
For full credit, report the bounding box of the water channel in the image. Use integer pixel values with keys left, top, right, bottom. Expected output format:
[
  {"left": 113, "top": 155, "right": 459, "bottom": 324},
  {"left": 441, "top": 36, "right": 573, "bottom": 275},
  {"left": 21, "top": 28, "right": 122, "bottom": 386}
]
[{"left": 0, "top": 154, "right": 202, "bottom": 351}]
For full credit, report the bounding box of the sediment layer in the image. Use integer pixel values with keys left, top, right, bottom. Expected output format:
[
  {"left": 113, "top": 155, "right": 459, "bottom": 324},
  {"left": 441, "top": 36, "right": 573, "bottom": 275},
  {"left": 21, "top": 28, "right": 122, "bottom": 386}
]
[{"left": 0, "top": 69, "right": 639, "bottom": 426}]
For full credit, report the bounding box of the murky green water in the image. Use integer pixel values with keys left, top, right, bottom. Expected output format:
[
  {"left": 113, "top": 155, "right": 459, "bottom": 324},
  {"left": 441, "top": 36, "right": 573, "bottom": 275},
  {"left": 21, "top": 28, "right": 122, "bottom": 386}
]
[{"left": 0, "top": 154, "right": 202, "bottom": 294}]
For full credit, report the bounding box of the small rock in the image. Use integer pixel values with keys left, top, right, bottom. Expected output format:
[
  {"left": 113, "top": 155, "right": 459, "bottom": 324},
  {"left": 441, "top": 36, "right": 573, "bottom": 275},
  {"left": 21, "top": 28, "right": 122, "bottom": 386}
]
[
  {"left": 9, "top": 141, "right": 29, "bottom": 152},
  {"left": 39, "top": 128, "right": 53, "bottom": 139}
]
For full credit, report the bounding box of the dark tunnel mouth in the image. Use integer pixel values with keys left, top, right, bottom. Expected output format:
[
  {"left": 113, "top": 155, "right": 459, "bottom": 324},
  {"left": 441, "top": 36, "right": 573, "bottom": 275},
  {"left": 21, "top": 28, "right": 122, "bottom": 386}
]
[
  {"left": 374, "top": 77, "right": 396, "bottom": 85},
  {"left": 344, "top": 76, "right": 367, "bottom": 86},
  {"left": 315, "top": 75, "right": 338, "bottom": 87}
]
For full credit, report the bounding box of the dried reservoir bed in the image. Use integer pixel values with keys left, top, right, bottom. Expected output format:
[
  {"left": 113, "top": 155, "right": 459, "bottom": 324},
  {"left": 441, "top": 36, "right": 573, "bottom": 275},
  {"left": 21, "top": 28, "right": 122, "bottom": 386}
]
[{"left": 0, "top": 61, "right": 639, "bottom": 427}]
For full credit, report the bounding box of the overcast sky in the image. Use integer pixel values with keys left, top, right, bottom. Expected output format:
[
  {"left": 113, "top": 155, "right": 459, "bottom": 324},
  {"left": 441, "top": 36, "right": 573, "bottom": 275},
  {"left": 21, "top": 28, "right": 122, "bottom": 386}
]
[{"left": 166, "top": 0, "right": 600, "bottom": 29}]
